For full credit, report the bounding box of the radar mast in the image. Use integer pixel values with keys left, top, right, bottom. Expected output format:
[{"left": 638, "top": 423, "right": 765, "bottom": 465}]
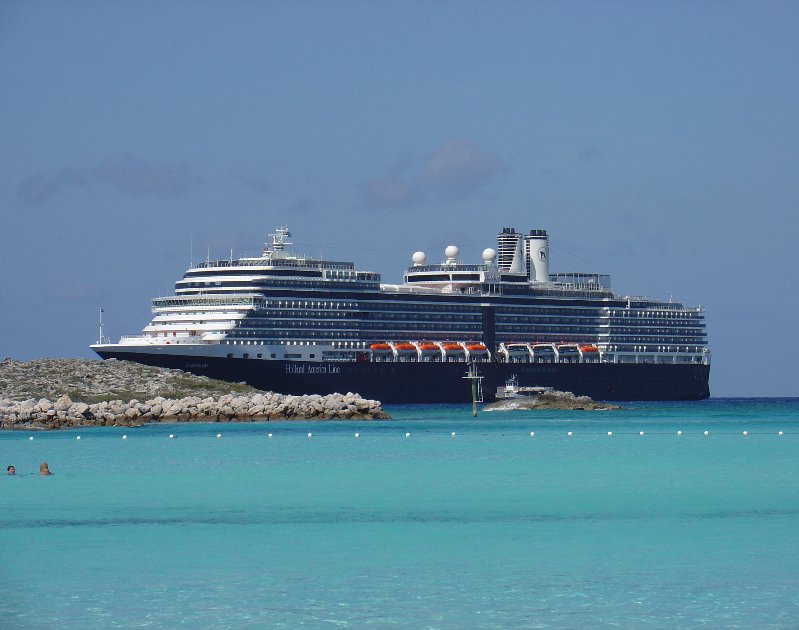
[{"left": 263, "top": 226, "right": 292, "bottom": 259}]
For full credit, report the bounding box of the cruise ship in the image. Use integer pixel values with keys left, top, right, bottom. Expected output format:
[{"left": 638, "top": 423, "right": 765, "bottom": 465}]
[{"left": 91, "top": 226, "right": 710, "bottom": 402}]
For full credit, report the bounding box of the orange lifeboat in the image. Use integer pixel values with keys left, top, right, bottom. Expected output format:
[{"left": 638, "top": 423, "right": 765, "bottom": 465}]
[
  {"left": 394, "top": 342, "right": 416, "bottom": 352},
  {"left": 442, "top": 343, "right": 464, "bottom": 352},
  {"left": 579, "top": 344, "right": 599, "bottom": 353},
  {"left": 466, "top": 343, "right": 488, "bottom": 352},
  {"left": 418, "top": 342, "right": 440, "bottom": 353},
  {"left": 370, "top": 343, "right": 392, "bottom": 352}
]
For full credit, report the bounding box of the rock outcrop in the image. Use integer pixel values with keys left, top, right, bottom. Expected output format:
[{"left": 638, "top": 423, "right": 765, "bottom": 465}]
[
  {"left": 0, "top": 358, "right": 389, "bottom": 429},
  {"left": 482, "top": 389, "right": 621, "bottom": 412}
]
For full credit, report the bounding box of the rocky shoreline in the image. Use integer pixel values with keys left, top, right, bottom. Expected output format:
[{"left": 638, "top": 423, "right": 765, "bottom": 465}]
[
  {"left": 0, "top": 358, "right": 389, "bottom": 430},
  {"left": 483, "top": 389, "right": 621, "bottom": 412}
]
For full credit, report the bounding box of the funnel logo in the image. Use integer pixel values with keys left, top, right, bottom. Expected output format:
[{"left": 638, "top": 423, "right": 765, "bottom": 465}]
[{"left": 539, "top": 250, "right": 547, "bottom": 262}]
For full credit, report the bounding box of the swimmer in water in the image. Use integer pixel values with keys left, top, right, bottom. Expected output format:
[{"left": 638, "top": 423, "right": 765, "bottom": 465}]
[
  {"left": 39, "top": 462, "right": 52, "bottom": 476},
  {"left": 6, "top": 465, "right": 15, "bottom": 475}
]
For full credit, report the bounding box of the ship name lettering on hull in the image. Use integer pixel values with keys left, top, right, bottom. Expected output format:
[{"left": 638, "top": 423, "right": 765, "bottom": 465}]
[{"left": 285, "top": 364, "right": 341, "bottom": 375}]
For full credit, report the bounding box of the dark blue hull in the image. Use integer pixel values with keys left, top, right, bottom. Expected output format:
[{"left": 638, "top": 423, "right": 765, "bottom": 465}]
[{"left": 95, "top": 351, "right": 710, "bottom": 403}]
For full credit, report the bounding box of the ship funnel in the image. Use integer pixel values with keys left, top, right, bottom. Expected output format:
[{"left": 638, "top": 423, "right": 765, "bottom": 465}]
[
  {"left": 496, "top": 227, "right": 525, "bottom": 273},
  {"left": 525, "top": 229, "right": 549, "bottom": 282}
]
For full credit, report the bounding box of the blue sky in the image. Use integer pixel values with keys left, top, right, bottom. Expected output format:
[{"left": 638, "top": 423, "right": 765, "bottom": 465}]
[{"left": 1, "top": 1, "right": 797, "bottom": 396}]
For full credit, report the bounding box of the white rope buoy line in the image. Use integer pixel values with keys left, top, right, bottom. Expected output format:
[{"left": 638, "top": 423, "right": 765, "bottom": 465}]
[{"left": 18, "top": 428, "right": 792, "bottom": 442}]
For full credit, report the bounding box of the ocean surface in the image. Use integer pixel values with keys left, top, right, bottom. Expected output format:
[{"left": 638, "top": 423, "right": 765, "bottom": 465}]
[{"left": 1, "top": 398, "right": 798, "bottom": 629}]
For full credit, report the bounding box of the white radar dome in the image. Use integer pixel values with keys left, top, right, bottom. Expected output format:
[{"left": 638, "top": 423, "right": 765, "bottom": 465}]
[
  {"left": 482, "top": 248, "right": 497, "bottom": 263},
  {"left": 444, "top": 245, "right": 459, "bottom": 259},
  {"left": 412, "top": 251, "right": 426, "bottom": 265}
]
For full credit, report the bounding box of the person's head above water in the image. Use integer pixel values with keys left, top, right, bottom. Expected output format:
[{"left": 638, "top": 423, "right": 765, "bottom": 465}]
[
  {"left": 6, "top": 465, "right": 15, "bottom": 475},
  {"left": 39, "top": 462, "right": 52, "bottom": 476}
]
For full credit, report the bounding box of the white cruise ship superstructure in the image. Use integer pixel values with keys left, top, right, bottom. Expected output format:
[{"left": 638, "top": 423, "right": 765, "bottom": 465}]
[{"left": 92, "top": 226, "right": 710, "bottom": 402}]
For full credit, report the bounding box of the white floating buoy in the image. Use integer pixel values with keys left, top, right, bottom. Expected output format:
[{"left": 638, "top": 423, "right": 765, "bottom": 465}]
[
  {"left": 778, "top": 431, "right": 784, "bottom": 436},
  {"left": 529, "top": 431, "right": 535, "bottom": 437},
  {"left": 704, "top": 431, "right": 709, "bottom": 436},
  {"left": 354, "top": 432, "right": 360, "bottom": 438},
  {"left": 405, "top": 432, "right": 411, "bottom": 438},
  {"left": 307, "top": 432, "right": 313, "bottom": 438},
  {"left": 122, "top": 435, "right": 128, "bottom": 440},
  {"left": 452, "top": 432, "right": 457, "bottom": 437},
  {"left": 28, "top": 436, "right": 34, "bottom": 441},
  {"left": 567, "top": 431, "right": 573, "bottom": 437},
  {"left": 742, "top": 431, "right": 748, "bottom": 436},
  {"left": 76, "top": 435, "right": 81, "bottom": 440},
  {"left": 607, "top": 431, "right": 613, "bottom": 436},
  {"left": 677, "top": 431, "right": 682, "bottom": 436},
  {"left": 639, "top": 431, "right": 645, "bottom": 436},
  {"left": 216, "top": 433, "right": 222, "bottom": 439},
  {"left": 169, "top": 434, "right": 175, "bottom": 439},
  {"left": 267, "top": 433, "right": 273, "bottom": 438}
]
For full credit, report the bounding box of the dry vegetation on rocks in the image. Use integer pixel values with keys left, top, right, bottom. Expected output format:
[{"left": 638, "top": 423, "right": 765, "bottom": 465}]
[{"left": 0, "top": 358, "right": 389, "bottom": 429}]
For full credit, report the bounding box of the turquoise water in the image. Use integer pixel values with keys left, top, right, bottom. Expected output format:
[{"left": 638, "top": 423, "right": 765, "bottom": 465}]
[{"left": 1, "top": 399, "right": 798, "bottom": 628}]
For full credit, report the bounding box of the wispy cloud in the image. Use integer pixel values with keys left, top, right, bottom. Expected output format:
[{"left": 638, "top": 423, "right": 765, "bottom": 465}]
[
  {"left": 288, "top": 196, "right": 314, "bottom": 215},
  {"left": 242, "top": 176, "right": 272, "bottom": 195},
  {"left": 16, "top": 169, "right": 87, "bottom": 204},
  {"left": 360, "top": 138, "right": 504, "bottom": 210},
  {"left": 360, "top": 176, "right": 421, "bottom": 210},
  {"left": 93, "top": 153, "right": 200, "bottom": 196},
  {"left": 424, "top": 138, "right": 504, "bottom": 201},
  {"left": 16, "top": 154, "right": 201, "bottom": 204}
]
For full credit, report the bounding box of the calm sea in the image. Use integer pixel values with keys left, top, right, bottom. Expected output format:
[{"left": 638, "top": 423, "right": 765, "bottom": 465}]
[{"left": 1, "top": 399, "right": 798, "bottom": 629}]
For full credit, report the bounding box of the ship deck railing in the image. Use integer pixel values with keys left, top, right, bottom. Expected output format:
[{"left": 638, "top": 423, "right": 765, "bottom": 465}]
[{"left": 193, "top": 258, "right": 355, "bottom": 270}]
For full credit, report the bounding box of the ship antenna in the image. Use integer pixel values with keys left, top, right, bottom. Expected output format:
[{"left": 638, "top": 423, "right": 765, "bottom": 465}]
[
  {"left": 271, "top": 226, "right": 292, "bottom": 251},
  {"left": 98, "top": 307, "right": 107, "bottom": 344},
  {"left": 266, "top": 226, "right": 292, "bottom": 259}
]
